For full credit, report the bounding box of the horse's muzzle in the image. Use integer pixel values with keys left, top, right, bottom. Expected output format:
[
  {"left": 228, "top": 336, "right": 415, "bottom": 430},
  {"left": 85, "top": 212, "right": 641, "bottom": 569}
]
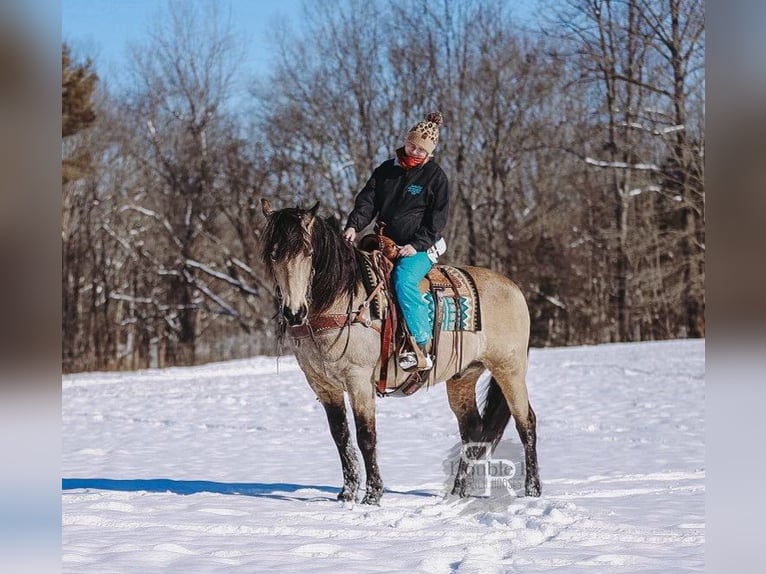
[{"left": 282, "top": 304, "right": 308, "bottom": 327}]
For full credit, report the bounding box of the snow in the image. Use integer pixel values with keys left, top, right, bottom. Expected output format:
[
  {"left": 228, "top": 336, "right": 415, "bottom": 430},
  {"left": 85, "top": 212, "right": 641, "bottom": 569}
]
[{"left": 63, "top": 339, "right": 704, "bottom": 573}]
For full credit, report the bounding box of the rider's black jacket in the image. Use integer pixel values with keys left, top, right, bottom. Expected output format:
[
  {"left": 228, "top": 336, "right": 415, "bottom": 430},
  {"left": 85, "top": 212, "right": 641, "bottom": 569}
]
[{"left": 345, "top": 150, "right": 449, "bottom": 252}]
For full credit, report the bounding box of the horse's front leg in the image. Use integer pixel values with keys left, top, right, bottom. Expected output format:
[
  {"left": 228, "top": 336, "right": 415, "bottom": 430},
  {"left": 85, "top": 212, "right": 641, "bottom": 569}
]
[
  {"left": 347, "top": 378, "right": 383, "bottom": 505},
  {"left": 318, "top": 389, "right": 360, "bottom": 502}
]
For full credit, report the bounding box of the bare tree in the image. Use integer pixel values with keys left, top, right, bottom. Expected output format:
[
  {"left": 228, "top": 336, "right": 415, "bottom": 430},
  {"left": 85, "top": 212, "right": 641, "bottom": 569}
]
[
  {"left": 554, "top": 0, "right": 704, "bottom": 341},
  {"left": 640, "top": 0, "right": 705, "bottom": 337},
  {"left": 119, "top": 0, "right": 256, "bottom": 365},
  {"left": 62, "top": 0, "right": 705, "bottom": 372},
  {"left": 255, "top": 0, "right": 402, "bottom": 222}
]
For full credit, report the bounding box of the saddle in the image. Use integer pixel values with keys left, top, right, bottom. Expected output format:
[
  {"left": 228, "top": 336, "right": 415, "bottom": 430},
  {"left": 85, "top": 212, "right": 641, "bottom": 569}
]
[{"left": 358, "top": 234, "right": 482, "bottom": 397}]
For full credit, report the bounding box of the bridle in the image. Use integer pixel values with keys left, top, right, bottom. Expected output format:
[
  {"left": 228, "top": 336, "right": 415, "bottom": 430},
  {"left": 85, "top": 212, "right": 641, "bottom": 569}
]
[{"left": 270, "top": 226, "right": 384, "bottom": 362}]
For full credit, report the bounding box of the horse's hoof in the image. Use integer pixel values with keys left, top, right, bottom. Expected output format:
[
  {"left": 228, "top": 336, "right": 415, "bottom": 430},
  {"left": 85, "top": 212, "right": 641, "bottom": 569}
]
[
  {"left": 337, "top": 488, "right": 356, "bottom": 502},
  {"left": 525, "top": 480, "right": 541, "bottom": 497},
  {"left": 361, "top": 491, "right": 381, "bottom": 505},
  {"left": 451, "top": 485, "right": 467, "bottom": 498}
]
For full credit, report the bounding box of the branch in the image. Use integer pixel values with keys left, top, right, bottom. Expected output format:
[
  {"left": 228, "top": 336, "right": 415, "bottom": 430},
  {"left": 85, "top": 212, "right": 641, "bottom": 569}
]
[
  {"left": 184, "top": 258, "right": 259, "bottom": 296},
  {"left": 618, "top": 119, "right": 686, "bottom": 137},
  {"left": 100, "top": 223, "right": 134, "bottom": 255},
  {"left": 528, "top": 285, "right": 567, "bottom": 309},
  {"left": 120, "top": 204, "right": 184, "bottom": 250},
  {"left": 182, "top": 269, "right": 238, "bottom": 317},
  {"left": 609, "top": 73, "right": 672, "bottom": 99},
  {"left": 109, "top": 293, "right": 154, "bottom": 304},
  {"left": 109, "top": 292, "right": 200, "bottom": 312},
  {"left": 229, "top": 256, "right": 254, "bottom": 275},
  {"left": 181, "top": 268, "right": 252, "bottom": 333},
  {"left": 584, "top": 157, "right": 661, "bottom": 172},
  {"left": 628, "top": 185, "right": 661, "bottom": 197}
]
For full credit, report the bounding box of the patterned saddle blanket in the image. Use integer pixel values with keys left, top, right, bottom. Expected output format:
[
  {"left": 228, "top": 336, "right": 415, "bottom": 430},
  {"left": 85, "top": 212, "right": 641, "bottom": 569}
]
[
  {"left": 420, "top": 266, "right": 482, "bottom": 332},
  {"left": 359, "top": 256, "right": 482, "bottom": 333}
]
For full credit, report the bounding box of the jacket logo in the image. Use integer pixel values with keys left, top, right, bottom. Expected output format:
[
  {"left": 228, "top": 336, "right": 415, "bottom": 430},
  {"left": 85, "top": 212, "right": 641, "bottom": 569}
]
[{"left": 406, "top": 184, "right": 423, "bottom": 196}]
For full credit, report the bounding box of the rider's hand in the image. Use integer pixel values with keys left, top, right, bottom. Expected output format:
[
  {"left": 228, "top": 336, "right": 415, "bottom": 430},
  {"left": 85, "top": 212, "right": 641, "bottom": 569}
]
[
  {"left": 399, "top": 244, "right": 416, "bottom": 257},
  {"left": 343, "top": 227, "right": 356, "bottom": 243}
]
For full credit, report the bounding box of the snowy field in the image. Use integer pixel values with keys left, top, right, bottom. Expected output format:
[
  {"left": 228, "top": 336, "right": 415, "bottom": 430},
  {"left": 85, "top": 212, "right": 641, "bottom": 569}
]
[{"left": 62, "top": 339, "right": 704, "bottom": 573}]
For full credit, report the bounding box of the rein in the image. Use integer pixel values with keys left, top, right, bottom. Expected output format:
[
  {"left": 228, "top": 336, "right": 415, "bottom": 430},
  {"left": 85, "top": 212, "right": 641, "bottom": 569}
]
[
  {"left": 267, "top": 212, "right": 403, "bottom": 394},
  {"left": 286, "top": 280, "right": 385, "bottom": 339}
]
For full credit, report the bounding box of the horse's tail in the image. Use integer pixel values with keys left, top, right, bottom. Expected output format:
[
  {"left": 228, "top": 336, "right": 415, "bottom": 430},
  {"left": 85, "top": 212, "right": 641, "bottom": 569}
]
[{"left": 480, "top": 376, "right": 511, "bottom": 452}]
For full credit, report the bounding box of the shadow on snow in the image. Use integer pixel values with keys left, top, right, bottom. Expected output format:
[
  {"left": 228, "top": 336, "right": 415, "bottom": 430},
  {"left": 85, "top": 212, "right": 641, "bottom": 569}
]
[{"left": 62, "top": 478, "right": 436, "bottom": 501}]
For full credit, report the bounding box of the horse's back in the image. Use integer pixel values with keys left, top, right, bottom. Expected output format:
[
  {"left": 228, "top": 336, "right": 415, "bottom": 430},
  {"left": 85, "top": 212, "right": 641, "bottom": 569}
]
[
  {"left": 452, "top": 265, "right": 528, "bottom": 315},
  {"left": 422, "top": 263, "right": 529, "bottom": 334},
  {"left": 460, "top": 265, "right": 530, "bottom": 354},
  {"left": 417, "top": 263, "right": 529, "bottom": 384}
]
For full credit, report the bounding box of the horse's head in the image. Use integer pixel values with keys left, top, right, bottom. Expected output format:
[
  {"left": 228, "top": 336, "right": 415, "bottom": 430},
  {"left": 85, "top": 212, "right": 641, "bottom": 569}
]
[{"left": 260, "top": 198, "right": 319, "bottom": 326}]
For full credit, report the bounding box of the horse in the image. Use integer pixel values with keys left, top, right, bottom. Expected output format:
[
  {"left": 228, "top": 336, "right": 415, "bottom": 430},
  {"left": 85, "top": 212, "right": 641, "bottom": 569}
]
[{"left": 260, "top": 199, "right": 540, "bottom": 505}]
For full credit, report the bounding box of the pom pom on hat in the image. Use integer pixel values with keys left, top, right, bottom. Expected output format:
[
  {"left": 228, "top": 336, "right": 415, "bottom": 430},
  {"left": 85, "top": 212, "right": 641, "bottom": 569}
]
[
  {"left": 425, "top": 111, "right": 443, "bottom": 126},
  {"left": 406, "top": 111, "right": 443, "bottom": 155}
]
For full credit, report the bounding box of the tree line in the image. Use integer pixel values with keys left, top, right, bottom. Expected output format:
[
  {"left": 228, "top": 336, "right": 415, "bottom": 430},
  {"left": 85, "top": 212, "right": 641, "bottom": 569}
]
[{"left": 62, "top": 0, "right": 704, "bottom": 372}]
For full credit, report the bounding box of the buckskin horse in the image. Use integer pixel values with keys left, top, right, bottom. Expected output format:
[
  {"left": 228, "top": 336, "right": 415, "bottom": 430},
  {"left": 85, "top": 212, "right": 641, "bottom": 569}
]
[{"left": 260, "top": 199, "right": 540, "bottom": 504}]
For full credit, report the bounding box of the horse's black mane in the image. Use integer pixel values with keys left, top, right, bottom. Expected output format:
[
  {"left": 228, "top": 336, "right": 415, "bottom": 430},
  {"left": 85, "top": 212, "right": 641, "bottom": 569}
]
[{"left": 261, "top": 206, "right": 366, "bottom": 315}]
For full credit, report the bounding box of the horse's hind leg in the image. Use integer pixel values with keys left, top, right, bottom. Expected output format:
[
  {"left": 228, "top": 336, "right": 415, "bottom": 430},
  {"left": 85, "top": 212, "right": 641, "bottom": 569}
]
[
  {"left": 317, "top": 388, "right": 360, "bottom": 502},
  {"left": 347, "top": 379, "right": 383, "bottom": 505},
  {"left": 446, "top": 363, "right": 487, "bottom": 497},
  {"left": 480, "top": 375, "right": 512, "bottom": 451},
  {"left": 490, "top": 363, "right": 541, "bottom": 497},
  {"left": 517, "top": 401, "right": 541, "bottom": 496}
]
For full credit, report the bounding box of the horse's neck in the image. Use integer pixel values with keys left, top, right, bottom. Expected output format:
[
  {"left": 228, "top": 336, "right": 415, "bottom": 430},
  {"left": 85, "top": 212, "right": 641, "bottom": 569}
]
[{"left": 311, "top": 283, "right": 367, "bottom": 316}]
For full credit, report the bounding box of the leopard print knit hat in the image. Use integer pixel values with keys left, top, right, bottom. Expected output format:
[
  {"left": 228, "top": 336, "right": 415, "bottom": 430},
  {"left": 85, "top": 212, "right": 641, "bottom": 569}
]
[{"left": 405, "top": 111, "right": 443, "bottom": 155}]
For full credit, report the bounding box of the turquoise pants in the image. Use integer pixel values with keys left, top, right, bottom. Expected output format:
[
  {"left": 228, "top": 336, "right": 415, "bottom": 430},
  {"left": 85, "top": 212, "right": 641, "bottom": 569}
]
[{"left": 392, "top": 252, "right": 433, "bottom": 346}]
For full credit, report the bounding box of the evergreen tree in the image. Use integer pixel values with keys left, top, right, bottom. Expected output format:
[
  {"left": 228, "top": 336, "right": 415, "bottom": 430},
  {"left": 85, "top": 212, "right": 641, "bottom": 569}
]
[{"left": 62, "top": 43, "right": 97, "bottom": 184}]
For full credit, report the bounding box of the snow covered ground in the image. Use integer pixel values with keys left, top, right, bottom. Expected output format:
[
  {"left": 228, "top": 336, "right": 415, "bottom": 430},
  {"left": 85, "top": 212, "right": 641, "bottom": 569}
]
[{"left": 62, "top": 339, "right": 704, "bottom": 573}]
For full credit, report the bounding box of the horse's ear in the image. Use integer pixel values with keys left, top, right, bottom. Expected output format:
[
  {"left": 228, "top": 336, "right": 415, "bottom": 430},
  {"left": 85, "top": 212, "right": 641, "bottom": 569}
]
[
  {"left": 261, "top": 198, "right": 273, "bottom": 218},
  {"left": 300, "top": 200, "right": 320, "bottom": 229}
]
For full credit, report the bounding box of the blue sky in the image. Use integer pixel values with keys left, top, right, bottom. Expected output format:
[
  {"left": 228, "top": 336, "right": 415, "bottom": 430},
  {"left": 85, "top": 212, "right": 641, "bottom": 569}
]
[
  {"left": 63, "top": 0, "right": 540, "bottom": 91},
  {"left": 62, "top": 0, "right": 307, "bottom": 89}
]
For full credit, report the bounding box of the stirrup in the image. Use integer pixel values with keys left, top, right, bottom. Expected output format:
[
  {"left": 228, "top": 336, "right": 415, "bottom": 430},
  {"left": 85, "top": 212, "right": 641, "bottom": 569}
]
[{"left": 398, "top": 351, "right": 433, "bottom": 371}]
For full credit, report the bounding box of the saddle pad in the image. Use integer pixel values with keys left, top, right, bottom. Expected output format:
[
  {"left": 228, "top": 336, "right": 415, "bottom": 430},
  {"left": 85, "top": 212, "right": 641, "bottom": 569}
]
[
  {"left": 360, "top": 258, "right": 482, "bottom": 331},
  {"left": 360, "top": 254, "right": 387, "bottom": 320},
  {"left": 421, "top": 266, "right": 482, "bottom": 332}
]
